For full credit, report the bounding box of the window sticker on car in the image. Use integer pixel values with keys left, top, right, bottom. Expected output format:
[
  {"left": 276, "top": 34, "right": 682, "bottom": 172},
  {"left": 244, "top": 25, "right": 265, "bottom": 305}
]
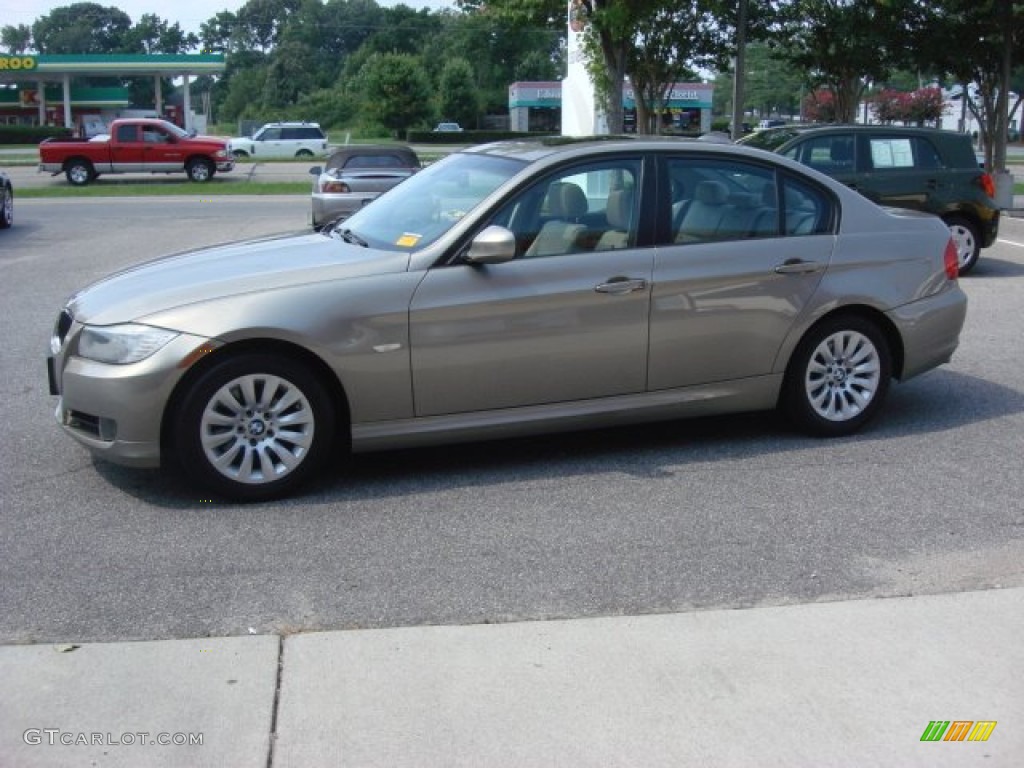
[
  {"left": 396, "top": 233, "right": 422, "bottom": 247},
  {"left": 870, "top": 139, "right": 914, "bottom": 169}
]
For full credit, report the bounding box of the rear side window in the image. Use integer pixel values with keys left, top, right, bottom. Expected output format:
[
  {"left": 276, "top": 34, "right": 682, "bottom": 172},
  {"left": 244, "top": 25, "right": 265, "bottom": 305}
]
[
  {"left": 283, "top": 127, "right": 324, "bottom": 140},
  {"left": 868, "top": 137, "right": 915, "bottom": 169},
  {"left": 782, "top": 175, "right": 833, "bottom": 236},
  {"left": 867, "top": 136, "right": 943, "bottom": 170}
]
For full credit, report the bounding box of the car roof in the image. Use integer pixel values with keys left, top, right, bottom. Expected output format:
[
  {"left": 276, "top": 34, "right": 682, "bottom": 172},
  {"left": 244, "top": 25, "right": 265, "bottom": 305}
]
[
  {"left": 462, "top": 135, "right": 784, "bottom": 164},
  {"left": 767, "top": 123, "right": 965, "bottom": 138},
  {"left": 327, "top": 144, "right": 418, "bottom": 157}
]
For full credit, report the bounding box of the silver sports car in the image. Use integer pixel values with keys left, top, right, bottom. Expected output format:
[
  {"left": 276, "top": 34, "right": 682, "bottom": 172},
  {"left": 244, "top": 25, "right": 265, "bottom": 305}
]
[{"left": 48, "top": 137, "right": 967, "bottom": 501}]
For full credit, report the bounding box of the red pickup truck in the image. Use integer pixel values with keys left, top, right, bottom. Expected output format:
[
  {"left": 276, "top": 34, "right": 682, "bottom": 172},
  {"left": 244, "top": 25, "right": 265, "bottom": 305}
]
[{"left": 39, "top": 118, "right": 234, "bottom": 186}]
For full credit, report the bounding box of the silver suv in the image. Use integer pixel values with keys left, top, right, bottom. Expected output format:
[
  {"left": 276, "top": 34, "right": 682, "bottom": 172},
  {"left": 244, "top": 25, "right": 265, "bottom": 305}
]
[{"left": 228, "top": 122, "right": 328, "bottom": 159}]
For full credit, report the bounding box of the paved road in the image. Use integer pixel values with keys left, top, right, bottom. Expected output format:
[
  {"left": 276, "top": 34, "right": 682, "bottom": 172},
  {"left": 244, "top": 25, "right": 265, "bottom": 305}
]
[
  {"left": 5, "top": 160, "right": 320, "bottom": 188},
  {"left": 1, "top": 197, "right": 1022, "bottom": 644}
]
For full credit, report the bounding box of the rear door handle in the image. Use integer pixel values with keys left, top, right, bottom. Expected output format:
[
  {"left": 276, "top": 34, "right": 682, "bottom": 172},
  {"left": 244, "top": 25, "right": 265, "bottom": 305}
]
[
  {"left": 774, "top": 259, "right": 824, "bottom": 275},
  {"left": 595, "top": 277, "right": 648, "bottom": 294}
]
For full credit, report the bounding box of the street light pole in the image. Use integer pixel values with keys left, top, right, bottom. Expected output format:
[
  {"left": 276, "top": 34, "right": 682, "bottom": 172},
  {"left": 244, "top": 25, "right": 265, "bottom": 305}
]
[{"left": 731, "top": 0, "right": 749, "bottom": 141}]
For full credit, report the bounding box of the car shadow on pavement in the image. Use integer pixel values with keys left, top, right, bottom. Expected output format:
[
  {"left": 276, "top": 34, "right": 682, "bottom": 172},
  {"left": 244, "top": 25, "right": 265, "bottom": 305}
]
[
  {"left": 967, "top": 255, "right": 1024, "bottom": 278},
  {"left": 90, "top": 368, "right": 1024, "bottom": 509}
]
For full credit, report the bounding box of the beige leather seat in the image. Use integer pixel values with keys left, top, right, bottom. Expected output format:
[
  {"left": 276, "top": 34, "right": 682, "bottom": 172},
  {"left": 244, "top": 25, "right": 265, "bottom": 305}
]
[
  {"left": 595, "top": 187, "right": 634, "bottom": 250},
  {"left": 675, "top": 180, "right": 730, "bottom": 242},
  {"left": 524, "top": 182, "right": 588, "bottom": 257}
]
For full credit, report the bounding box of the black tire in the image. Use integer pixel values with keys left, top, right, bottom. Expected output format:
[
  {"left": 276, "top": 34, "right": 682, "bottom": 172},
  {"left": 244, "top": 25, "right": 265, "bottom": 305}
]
[
  {"left": 781, "top": 315, "right": 892, "bottom": 437},
  {"left": 65, "top": 159, "right": 94, "bottom": 186},
  {"left": 0, "top": 184, "right": 11, "bottom": 229},
  {"left": 944, "top": 215, "right": 980, "bottom": 275},
  {"left": 232, "top": 149, "right": 249, "bottom": 159},
  {"left": 295, "top": 149, "right": 314, "bottom": 158},
  {"left": 174, "top": 353, "right": 336, "bottom": 501},
  {"left": 186, "top": 158, "right": 214, "bottom": 182}
]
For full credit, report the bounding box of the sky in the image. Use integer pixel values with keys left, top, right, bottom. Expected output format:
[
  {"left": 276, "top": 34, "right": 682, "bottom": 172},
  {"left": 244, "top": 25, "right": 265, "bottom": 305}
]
[{"left": 2, "top": 0, "right": 457, "bottom": 37}]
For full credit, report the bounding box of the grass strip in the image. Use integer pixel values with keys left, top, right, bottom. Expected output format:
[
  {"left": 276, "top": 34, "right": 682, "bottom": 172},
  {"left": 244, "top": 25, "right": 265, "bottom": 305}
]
[{"left": 17, "top": 181, "right": 310, "bottom": 198}]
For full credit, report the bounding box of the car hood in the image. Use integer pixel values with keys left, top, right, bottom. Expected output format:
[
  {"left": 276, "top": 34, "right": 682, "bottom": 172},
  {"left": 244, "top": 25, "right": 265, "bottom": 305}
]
[{"left": 67, "top": 233, "right": 410, "bottom": 327}]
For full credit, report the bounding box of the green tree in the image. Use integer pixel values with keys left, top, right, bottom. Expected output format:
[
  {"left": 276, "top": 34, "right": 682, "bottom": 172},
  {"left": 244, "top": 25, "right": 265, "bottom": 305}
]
[
  {"left": 438, "top": 58, "right": 480, "bottom": 127},
  {"left": 358, "top": 53, "right": 434, "bottom": 137},
  {"left": 1, "top": 24, "right": 33, "bottom": 53},
  {"left": 902, "top": 0, "right": 1024, "bottom": 169},
  {"left": 261, "top": 40, "right": 320, "bottom": 108},
  {"left": 770, "top": 0, "right": 903, "bottom": 123},
  {"left": 31, "top": 2, "right": 133, "bottom": 53},
  {"left": 627, "top": 0, "right": 729, "bottom": 134}
]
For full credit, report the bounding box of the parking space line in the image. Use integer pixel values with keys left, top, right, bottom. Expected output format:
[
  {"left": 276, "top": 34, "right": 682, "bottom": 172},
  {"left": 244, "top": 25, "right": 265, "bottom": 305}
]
[{"left": 997, "top": 239, "right": 1024, "bottom": 248}]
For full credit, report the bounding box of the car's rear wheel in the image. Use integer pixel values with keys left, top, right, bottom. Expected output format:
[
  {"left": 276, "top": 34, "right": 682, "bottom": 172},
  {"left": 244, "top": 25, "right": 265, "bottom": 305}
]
[
  {"left": 186, "top": 158, "right": 214, "bottom": 182},
  {"left": 0, "top": 184, "right": 11, "bottom": 229},
  {"left": 295, "top": 149, "right": 314, "bottom": 158},
  {"left": 782, "top": 315, "right": 891, "bottom": 437},
  {"left": 175, "top": 353, "right": 335, "bottom": 501},
  {"left": 65, "top": 160, "right": 94, "bottom": 186},
  {"left": 232, "top": 149, "right": 249, "bottom": 159},
  {"left": 944, "top": 215, "right": 980, "bottom": 275}
]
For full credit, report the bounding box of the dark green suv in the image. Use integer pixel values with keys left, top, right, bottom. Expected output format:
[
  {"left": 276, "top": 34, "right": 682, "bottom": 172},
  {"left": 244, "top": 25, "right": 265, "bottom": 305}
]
[{"left": 750, "top": 125, "right": 999, "bottom": 273}]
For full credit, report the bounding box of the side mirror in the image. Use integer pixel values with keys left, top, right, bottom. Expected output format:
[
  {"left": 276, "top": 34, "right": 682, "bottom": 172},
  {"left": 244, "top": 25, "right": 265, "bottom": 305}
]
[
  {"left": 464, "top": 225, "right": 517, "bottom": 265},
  {"left": 309, "top": 166, "right": 322, "bottom": 176}
]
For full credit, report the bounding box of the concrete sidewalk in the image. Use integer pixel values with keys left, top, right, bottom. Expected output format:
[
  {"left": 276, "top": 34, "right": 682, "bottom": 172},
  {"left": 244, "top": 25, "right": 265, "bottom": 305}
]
[{"left": 1, "top": 588, "right": 1021, "bottom": 767}]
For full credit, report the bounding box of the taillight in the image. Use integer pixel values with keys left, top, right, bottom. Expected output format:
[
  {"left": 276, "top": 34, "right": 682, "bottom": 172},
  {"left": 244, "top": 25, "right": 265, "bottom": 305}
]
[
  {"left": 943, "top": 237, "right": 959, "bottom": 280},
  {"left": 322, "top": 180, "right": 350, "bottom": 194},
  {"left": 977, "top": 172, "right": 996, "bottom": 199}
]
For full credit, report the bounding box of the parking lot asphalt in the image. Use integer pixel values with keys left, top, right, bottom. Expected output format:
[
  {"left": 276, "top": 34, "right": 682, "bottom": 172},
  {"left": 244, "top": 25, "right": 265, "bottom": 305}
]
[
  {"left": 3, "top": 587, "right": 1021, "bottom": 767},
  {"left": 3, "top": 182, "right": 1022, "bottom": 767}
]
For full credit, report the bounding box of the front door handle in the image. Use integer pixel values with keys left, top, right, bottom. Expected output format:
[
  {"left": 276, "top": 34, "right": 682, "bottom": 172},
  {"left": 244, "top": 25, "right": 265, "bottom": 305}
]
[
  {"left": 774, "top": 259, "right": 824, "bottom": 275},
  {"left": 595, "top": 276, "right": 648, "bottom": 294}
]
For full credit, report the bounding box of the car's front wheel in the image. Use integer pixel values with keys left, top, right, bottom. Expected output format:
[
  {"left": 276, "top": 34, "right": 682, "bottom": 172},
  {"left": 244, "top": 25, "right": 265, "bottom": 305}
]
[
  {"left": 232, "top": 149, "right": 249, "bottom": 159},
  {"left": 944, "top": 215, "right": 980, "bottom": 275},
  {"left": 782, "top": 315, "right": 891, "bottom": 437},
  {"left": 174, "top": 353, "right": 336, "bottom": 501},
  {"left": 186, "top": 158, "right": 214, "bottom": 182}
]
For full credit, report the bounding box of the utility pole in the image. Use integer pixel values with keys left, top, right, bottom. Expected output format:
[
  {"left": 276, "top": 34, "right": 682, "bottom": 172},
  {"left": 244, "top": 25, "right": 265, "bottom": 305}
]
[{"left": 730, "top": 0, "right": 749, "bottom": 141}]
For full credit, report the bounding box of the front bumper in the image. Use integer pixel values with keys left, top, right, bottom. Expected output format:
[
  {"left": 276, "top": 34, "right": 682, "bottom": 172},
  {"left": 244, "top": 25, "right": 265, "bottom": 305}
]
[
  {"left": 50, "top": 330, "right": 219, "bottom": 468},
  {"left": 216, "top": 159, "right": 235, "bottom": 173}
]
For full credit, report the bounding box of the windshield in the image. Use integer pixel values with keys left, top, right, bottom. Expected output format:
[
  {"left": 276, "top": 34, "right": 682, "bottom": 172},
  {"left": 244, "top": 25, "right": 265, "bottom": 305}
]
[
  {"left": 328, "top": 152, "right": 526, "bottom": 251},
  {"left": 160, "top": 120, "right": 189, "bottom": 139}
]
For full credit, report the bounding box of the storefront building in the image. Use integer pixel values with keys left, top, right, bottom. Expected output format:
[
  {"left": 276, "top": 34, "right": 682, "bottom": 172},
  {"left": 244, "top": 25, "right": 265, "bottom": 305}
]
[
  {"left": 510, "top": 81, "right": 714, "bottom": 135},
  {"left": 0, "top": 53, "right": 225, "bottom": 134}
]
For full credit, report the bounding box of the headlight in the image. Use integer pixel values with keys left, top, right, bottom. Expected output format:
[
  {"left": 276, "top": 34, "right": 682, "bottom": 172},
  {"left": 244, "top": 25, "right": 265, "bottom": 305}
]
[{"left": 78, "top": 324, "right": 179, "bottom": 365}]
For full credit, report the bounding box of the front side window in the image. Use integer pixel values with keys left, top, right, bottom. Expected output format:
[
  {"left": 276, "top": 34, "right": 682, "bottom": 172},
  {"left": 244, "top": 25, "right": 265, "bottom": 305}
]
[
  {"left": 116, "top": 125, "right": 138, "bottom": 142},
  {"left": 783, "top": 135, "right": 854, "bottom": 173},
  {"left": 333, "top": 152, "right": 525, "bottom": 251},
  {"left": 483, "top": 158, "right": 642, "bottom": 259},
  {"left": 258, "top": 127, "right": 282, "bottom": 141}
]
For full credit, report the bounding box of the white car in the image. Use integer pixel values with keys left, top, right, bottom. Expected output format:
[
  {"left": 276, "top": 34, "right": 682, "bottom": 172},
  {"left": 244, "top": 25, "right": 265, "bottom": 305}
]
[{"left": 229, "top": 122, "right": 328, "bottom": 159}]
